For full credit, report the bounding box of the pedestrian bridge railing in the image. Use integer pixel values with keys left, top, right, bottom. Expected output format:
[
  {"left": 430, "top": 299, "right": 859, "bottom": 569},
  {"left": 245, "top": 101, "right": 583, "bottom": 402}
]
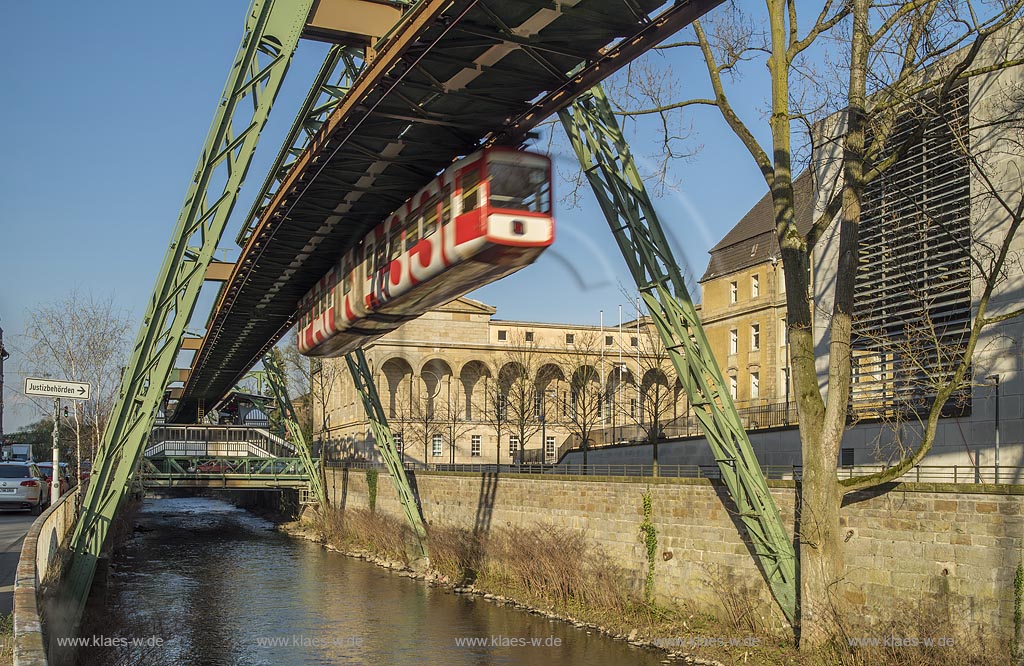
[{"left": 146, "top": 425, "right": 296, "bottom": 458}]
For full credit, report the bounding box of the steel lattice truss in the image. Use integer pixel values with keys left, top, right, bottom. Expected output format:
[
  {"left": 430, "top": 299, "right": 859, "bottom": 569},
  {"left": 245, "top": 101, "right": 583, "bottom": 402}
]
[{"left": 559, "top": 86, "right": 797, "bottom": 623}]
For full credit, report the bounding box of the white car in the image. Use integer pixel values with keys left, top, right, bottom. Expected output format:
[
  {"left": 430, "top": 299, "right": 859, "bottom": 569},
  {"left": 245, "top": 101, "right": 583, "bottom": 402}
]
[{"left": 0, "top": 462, "right": 50, "bottom": 514}]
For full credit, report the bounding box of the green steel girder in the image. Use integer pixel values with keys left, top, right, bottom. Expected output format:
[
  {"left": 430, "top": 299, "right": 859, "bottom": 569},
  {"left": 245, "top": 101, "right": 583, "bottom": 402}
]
[
  {"left": 64, "top": 0, "right": 317, "bottom": 613},
  {"left": 559, "top": 85, "right": 798, "bottom": 624},
  {"left": 345, "top": 349, "right": 428, "bottom": 560},
  {"left": 262, "top": 347, "right": 328, "bottom": 508},
  {"left": 237, "top": 44, "right": 366, "bottom": 247}
]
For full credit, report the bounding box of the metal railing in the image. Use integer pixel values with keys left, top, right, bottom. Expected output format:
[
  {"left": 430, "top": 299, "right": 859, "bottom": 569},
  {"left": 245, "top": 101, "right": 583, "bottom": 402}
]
[
  {"left": 147, "top": 425, "right": 296, "bottom": 458},
  {"left": 328, "top": 459, "right": 1023, "bottom": 484},
  {"left": 141, "top": 456, "right": 313, "bottom": 479}
]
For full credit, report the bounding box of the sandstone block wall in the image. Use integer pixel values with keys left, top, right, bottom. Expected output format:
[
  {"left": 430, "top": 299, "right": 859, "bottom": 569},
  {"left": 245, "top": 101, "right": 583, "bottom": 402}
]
[{"left": 325, "top": 467, "right": 1022, "bottom": 645}]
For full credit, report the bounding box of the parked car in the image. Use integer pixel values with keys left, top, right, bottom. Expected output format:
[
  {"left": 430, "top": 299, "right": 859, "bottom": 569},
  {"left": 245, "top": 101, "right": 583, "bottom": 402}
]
[
  {"left": 78, "top": 460, "right": 92, "bottom": 481},
  {"left": 36, "top": 462, "right": 73, "bottom": 496},
  {"left": 0, "top": 462, "right": 50, "bottom": 514}
]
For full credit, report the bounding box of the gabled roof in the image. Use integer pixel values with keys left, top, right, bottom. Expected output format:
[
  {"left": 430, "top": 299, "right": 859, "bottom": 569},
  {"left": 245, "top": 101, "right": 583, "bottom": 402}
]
[{"left": 701, "top": 171, "right": 815, "bottom": 282}]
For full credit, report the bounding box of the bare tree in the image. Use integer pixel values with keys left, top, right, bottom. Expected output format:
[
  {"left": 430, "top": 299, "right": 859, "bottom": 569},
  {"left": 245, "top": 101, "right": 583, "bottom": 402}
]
[
  {"left": 495, "top": 332, "right": 546, "bottom": 466},
  {"left": 613, "top": 0, "right": 1024, "bottom": 645},
  {"left": 280, "top": 333, "right": 315, "bottom": 446},
  {"left": 623, "top": 315, "right": 680, "bottom": 474},
  {"left": 435, "top": 397, "right": 476, "bottom": 464},
  {"left": 20, "top": 291, "right": 132, "bottom": 476},
  {"left": 558, "top": 331, "right": 604, "bottom": 470},
  {"left": 394, "top": 382, "right": 443, "bottom": 466},
  {"left": 477, "top": 368, "right": 509, "bottom": 467}
]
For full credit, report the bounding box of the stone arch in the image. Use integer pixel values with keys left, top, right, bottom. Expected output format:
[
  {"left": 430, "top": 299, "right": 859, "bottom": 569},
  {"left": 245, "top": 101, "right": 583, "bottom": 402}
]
[
  {"left": 380, "top": 357, "right": 414, "bottom": 419},
  {"left": 459, "top": 360, "right": 491, "bottom": 421},
  {"left": 420, "top": 358, "right": 454, "bottom": 417},
  {"left": 640, "top": 368, "right": 671, "bottom": 425},
  {"left": 536, "top": 363, "right": 565, "bottom": 418}
]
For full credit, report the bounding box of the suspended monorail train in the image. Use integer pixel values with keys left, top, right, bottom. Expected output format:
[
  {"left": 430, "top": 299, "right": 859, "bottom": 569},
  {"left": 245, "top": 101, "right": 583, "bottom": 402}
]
[{"left": 297, "top": 147, "right": 554, "bottom": 357}]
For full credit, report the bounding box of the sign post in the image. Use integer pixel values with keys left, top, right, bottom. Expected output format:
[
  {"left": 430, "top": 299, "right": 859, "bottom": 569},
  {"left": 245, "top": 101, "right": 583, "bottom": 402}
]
[
  {"left": 51, "top": 399, "right": 60, "bottom": 506},
  {"left": 25, "top": 378, "right": 90, "bottom": 506}
]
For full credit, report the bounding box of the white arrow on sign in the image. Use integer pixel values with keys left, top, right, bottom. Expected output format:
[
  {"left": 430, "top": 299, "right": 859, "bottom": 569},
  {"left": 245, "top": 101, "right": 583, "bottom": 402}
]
[{"left": 25, "top": 377, "right": 91, "bottom": 401}]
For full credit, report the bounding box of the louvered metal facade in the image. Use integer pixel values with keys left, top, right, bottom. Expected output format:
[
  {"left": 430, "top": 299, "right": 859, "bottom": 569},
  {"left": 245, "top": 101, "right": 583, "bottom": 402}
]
[{"left": 851, "top": 81, "right": 972, "bottom": 418}]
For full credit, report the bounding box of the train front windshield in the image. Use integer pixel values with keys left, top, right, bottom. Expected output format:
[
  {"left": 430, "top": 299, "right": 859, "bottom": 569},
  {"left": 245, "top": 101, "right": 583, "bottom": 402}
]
[{"left": 488, "top": 160, "right": 550, "bottom": 213}]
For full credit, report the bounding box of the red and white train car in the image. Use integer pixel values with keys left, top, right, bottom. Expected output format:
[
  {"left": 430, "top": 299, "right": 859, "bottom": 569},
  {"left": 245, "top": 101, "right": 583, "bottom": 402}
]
[{"left": 297, "top": 147, "right": 554, "bottom": 357}]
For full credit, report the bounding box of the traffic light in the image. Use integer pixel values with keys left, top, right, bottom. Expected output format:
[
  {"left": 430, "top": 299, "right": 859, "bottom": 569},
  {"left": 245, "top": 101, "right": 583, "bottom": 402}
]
[{"left": 63, "top": 406, "right": 69, "bottom": 417}]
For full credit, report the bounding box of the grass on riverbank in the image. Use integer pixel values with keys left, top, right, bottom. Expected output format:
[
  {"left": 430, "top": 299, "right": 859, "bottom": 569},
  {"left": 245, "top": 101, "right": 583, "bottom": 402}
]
[{"left": 309, "top": 506, "right": 1009, "bottom": 666}]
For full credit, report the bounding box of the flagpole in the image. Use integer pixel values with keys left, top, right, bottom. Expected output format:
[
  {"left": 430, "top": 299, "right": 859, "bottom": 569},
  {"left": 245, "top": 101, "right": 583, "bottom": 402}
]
[{"left": 599, "top": 309, "right": 605, "bottom": 431}]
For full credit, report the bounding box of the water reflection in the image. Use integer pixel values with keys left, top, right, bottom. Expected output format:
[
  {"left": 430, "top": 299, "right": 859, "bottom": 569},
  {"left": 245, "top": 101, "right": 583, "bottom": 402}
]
[{"left": 100, "top": 498, "right": 666, "bottom": 666}]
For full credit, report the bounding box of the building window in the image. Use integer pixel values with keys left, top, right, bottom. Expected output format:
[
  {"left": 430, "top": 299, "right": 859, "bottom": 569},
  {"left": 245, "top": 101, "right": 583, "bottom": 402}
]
[
  {"left": 630, "top": 336, "right": 639, "bottom": 347},
  {"left": 840, "top": 448, "right": 855, "bottom": 467},
  {"left": 565, "top": 333, "right": 574, "bottom": 344},
  {"left": 497, "top": 329, "right": 507, "bottom": 341},
  {"left": 606, "top": 335, "right": 614, "bottom": 346},
  {"left": 534, "top": 393, "right": 543, "bottom": 419},
  {"left": 750, "top": 323, "right": 760, "bottom": 351},
  {"left": 431, "top": 434, "right": 443, "bottom": 457},
  {"left": 751, "top": 274, "right": 760, "bottom": 298},
  {"left": 525, "top": 331, "right": 534, "bottom": 342},
  {"left": 730, "top": 281, "right": 738, "bottom": 303},
  {"left": 778, "top": 268, "right": 786, "bottom": 294},
  {"left": 750, "top": 372, "right": 759, "bottom": 399},
  {"left": 509, "top": 435, "right": 520, "bottom": 457},
  {"left": 471, "top": 435, "right": 481, "bottom": 457},
  {"left": 545, "top": 436, "right": 555, "bottom": 461},
  {"left": 779, "top": 318, "right": 787, "bottom": 346},
  {"left": 729, "top": 329, "right": 738, "bottom": 355},
  {"left": 780, "top": 367, "right": 790, "bottom": 397},
  {"left": 729, "top": 375, "right": 738, "bottom": 400},
  {"left": 630, "top": 397, "right": 637, "bottom": 418}
]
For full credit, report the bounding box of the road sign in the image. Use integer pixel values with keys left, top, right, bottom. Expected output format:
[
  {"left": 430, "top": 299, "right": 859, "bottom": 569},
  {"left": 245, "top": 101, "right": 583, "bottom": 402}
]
[{"left": 25, "top": 377, "right": 90, "bottom": 401}]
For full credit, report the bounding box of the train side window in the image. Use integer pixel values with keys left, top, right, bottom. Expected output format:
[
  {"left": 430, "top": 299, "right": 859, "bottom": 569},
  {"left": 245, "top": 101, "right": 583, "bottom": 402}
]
[
  {"left": 341, "top": 255, "right": 351, "bottom": 295},
  {"left": 364, "top": 239, "right": 374, "bottom": 278},
  {"left": 423, "top": 195, "right": 439, "bottom": 238},
  {"left": 442, "top": 185, "right": 451, "bottom": 224},
  {"left": 461, "top": 168, "right": 480, "bottom": 212},
  {"left": 405, "top": 209, "right": 420, "bottom": 250},
  {"left": 389, "top": 221, "right": 402, "bottom": 261},
  {"left": 375, "top": 239, "right": 387, "bottom": 274}
]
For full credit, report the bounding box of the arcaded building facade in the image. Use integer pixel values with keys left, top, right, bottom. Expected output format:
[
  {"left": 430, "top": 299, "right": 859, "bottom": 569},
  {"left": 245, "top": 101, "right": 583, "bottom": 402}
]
[{"left": 314, "top": 297, "right": 685, "bottom": 465}]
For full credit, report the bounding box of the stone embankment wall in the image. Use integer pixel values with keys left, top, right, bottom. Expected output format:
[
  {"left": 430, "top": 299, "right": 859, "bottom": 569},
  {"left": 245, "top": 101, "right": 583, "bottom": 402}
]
[{"left": 325, "top": 467, "right": 1021, "bottom": 644}]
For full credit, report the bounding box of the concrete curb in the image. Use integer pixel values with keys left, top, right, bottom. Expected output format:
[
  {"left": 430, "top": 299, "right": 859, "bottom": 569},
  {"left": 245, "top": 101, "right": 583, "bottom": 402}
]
[{"left": 13, "top": 489, "right": 80, "bottom": 666}]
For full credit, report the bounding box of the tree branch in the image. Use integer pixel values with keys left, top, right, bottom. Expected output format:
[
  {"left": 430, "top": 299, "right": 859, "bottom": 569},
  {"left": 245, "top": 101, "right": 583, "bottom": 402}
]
[{"left": 694, "top": 19, "right": 775, "bottom": 188}]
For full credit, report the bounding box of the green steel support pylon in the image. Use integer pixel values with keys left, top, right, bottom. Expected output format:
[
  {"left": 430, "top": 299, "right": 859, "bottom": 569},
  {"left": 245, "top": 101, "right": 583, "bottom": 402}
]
[
  {"left": 64, "top": 0, "right": 316, "bottom": 613},
  {"left": 559, "top": 85, "right": 797, "bottom": 624},
  {"left": 263, "top": 349, "right": 327, "bottom": 508},
  {"left": 345, "top": 349, "right": 429, "bottom": 560}
]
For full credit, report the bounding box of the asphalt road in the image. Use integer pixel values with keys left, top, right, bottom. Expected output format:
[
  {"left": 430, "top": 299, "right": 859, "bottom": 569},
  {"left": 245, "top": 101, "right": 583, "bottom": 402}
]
[{"left": 0, "top": 510, "right": 38, "bottom": 616}]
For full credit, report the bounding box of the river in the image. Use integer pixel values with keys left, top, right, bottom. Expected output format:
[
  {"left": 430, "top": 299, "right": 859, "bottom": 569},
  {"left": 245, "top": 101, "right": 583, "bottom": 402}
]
[{"left": 77, "top": 497, "right": 670, "bottom": 666}]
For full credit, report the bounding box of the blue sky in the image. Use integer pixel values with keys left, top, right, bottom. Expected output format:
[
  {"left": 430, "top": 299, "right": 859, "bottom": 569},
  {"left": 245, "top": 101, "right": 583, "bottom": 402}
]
[{"left": 0, "top": 0, "right": 778, "bottom": 430}]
